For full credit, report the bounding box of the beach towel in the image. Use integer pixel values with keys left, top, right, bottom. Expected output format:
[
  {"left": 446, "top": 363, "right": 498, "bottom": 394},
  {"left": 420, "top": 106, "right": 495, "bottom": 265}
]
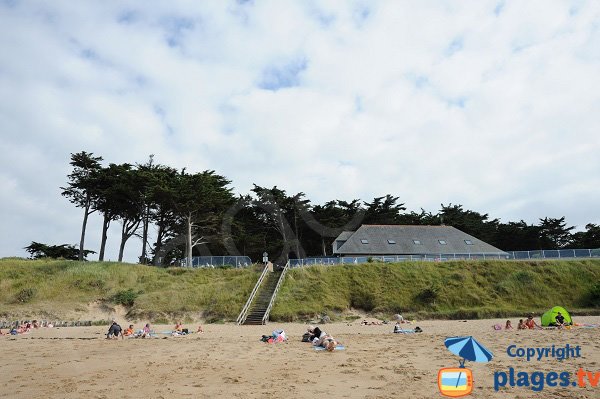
[
  {"left": 314, "top": 345, "right": 345, "bottom": 351},
  {"left": 394, "top": 329, "right": 416, "bottom": 334}
]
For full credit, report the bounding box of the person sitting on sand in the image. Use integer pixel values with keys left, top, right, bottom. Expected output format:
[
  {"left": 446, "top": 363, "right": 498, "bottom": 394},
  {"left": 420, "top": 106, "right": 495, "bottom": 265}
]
[
  {"left": 505, "top": 320, "right": 513, "bottom": 330},
  {"left": 525, "top": 314, "right": 541, "bottom": 330},
  {"left": 517, "top": 319, "right": 527, "bottom": 330},
  {"left": 141, "top": 323, "right": 151, "bottom": 338},
  {"left": 32, "top": 320, "right": 40, "bottom": 329},
  {"left": 308, "top": 325, "right": 323, "bottom": 342},
  {"left": 174, "top": 321, "right": 183, "bottom": 332},
  {"left": 123, "top": 325, "right": 134, "bottom": 337},
  {"left": 196, "top": 325, "right": 204, "bottom": 333},
  {"left": 106, "top": 321, "right": 123, "bottom": 339},
  {"left": 555, "top": 312, "right": 566, "bottom": 329}
]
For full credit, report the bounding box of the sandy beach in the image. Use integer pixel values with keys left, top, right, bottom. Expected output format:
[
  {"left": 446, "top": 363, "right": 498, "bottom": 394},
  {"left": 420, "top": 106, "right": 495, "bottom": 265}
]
[{"left": 1, "top": 316, "right": 599, "bottom": 398}]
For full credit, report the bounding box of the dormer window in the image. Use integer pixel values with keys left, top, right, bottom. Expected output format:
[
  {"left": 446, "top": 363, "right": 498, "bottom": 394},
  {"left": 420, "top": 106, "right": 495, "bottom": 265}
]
[
  {"left": 387, "top": 239, "right": 396, "bottom": 244},
  {"left": 413, "top": 240, "right": 422, "bottom": 245},
  {"left": 464, "top": 240, "right": 473, "bottom": 245},
  {"left": 438, "top": 240, "right": 447, "bottom": 245},
  {"left": 360, "top": 239, "right": 369, "bottom": 244}
]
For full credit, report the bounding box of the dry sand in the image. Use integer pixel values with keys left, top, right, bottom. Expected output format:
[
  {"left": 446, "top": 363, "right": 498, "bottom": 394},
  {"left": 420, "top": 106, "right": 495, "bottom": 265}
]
[{"left": 1, "top": 316, "right": 599, "bottom": 398}]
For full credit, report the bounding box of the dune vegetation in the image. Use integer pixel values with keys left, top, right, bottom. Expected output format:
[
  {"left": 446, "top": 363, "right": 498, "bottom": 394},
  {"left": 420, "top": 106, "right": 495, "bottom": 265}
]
[{"left": 1, "top": 258, "right": 599, "bottom": 322}]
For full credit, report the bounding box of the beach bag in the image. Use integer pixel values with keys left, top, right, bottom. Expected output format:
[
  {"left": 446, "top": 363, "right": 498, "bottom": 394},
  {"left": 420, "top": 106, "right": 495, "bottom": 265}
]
[
  {"left": 493, "top": 324, "right": 502, "bottom": 330},
  {"left": 414, "top": 326, "right": 423, "bottom": 333},
  {"left": 302, "top": 332, "right": 311, "bottom": 342},
  {"left": 260, "top": 335, "right": 271, "bottom": 342},
  {"left": 182, "top": 328, "right": 189, "bottom": 334}
]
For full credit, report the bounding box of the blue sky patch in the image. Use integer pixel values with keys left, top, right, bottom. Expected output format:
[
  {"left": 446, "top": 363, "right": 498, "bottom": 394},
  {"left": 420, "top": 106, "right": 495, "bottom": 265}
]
[{"left": 259, "top": 57, "right": 308, "bottom": 91}]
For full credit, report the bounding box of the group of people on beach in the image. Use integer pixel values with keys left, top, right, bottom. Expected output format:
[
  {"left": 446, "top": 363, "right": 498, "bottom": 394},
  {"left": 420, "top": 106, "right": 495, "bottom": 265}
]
[
  {"left": 106, "top": 320, "right": 204, "bottom": 339},
  {"left": 0, "top": 320, "right": 45, "bottom": 335},
  {"left": 501, "top": 312, "right": 568, "bottom": 331}
]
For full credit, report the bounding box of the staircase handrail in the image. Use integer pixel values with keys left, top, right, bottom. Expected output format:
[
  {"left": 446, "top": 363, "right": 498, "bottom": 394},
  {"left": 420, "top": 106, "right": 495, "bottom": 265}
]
[
  {"left": 236, "top": 264, "right": 270, "bottom": 325},
  {"left": 261, "top": 261, "right": 289, "bottom": 325}
]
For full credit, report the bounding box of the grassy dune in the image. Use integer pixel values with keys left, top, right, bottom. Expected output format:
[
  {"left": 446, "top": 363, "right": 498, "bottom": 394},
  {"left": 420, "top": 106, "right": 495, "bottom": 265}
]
[{"left": 1, "top": 258, "right": 599, "bottom": 322}]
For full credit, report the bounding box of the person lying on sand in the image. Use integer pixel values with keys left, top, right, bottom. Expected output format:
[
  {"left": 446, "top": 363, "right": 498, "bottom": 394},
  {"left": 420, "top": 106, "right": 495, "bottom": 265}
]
[{"left": 314, "top": 334, "right": 340, "bottom": 352}]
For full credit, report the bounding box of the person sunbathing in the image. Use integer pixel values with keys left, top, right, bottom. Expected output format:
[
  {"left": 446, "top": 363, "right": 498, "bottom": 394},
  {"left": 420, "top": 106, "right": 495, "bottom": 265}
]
[
  {"left": 517, "top": 319, "right": 527, "bottom": 330},
  {"left": 505, "top": 320, "right": 513, "bottom": 330},
  {"left": 174, "top": 321, "right": 183, "bottom": 332},
  {"left": 314, "top": 334, "right": 340, "bottom": 351}
]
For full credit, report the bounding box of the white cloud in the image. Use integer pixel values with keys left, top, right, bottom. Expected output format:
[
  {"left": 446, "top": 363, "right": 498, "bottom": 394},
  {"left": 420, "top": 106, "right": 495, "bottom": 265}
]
[{"left": 1, "top": 0, "right": 599, "bottom": 261}]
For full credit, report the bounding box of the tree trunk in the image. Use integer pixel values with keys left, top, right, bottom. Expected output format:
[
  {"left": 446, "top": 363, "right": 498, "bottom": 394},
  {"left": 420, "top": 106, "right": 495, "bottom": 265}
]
[
  {"left": 152, "top": 224, "right": 164, "bottom": 266},
  {"left": 79, "top": 202, "right": 91, "bottom": 261},
  {"left": 98, "top": 214, "right": 111, "bottom": 261},
  {"left": 186, "top": 213, "right": 193, "bottom": 267},
  {"left": 140, "top": 204, "right": 150, "bottom": 264},
  {"left": 118, "top": 224, "right": 127, "bottom": 262}
]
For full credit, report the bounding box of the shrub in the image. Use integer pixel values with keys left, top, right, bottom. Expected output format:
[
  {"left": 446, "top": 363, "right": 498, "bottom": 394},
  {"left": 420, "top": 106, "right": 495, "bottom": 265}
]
[
  {"left": 111, "top": 289, "right": 139, "bottom": 307},
  {"left": 15, "top": 287, "right": 36, "bottom": 303},
  {"left": 584, "top": 283, "right": 600, "bottom": 307},
  {"left": 415, "top": 285, "right": 439, "bottom": 305}
]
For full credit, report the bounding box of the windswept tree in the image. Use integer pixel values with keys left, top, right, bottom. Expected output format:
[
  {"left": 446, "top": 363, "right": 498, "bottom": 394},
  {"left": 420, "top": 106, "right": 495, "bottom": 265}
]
[
  {"left": 363, "top": 195, "right": 407, "bottom": 225},
  {"left": 24, "top": 241, "right": 95, "bottom": 260},
  {"left": 571, "top": 223, "right": 600, "bottom": 249},
  {"left": 308, "top": 199, "right": 364, "bottom": 256},
  {"left": 251, "top": 185, "right": 310, "bottom": 261},
  {"left": 61, "top": 151, "right": 103, "bottom": 261},
  {"left": 538, "top": 217, "right": 575, "bottom": 249},
  {"left": 174, "top": 170, "right": 233, "bottom": 267}
]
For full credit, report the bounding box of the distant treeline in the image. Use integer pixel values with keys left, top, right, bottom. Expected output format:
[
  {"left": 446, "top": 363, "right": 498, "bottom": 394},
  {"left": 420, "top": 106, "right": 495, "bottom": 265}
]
[{"left": 48, "top": 151, "right": 600, "bottom": 265}]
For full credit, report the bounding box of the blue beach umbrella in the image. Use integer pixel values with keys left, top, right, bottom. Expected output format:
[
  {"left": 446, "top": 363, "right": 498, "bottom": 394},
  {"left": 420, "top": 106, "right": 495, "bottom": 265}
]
[{"left": 444, "top": 336, "right": 493, "bottom": 367}]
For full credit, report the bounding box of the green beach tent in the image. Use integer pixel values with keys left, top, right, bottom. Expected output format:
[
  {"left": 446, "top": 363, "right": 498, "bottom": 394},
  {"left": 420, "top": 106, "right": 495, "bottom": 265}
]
[{"left": 541, "top": 306, "right": 572, "bottom": 327}]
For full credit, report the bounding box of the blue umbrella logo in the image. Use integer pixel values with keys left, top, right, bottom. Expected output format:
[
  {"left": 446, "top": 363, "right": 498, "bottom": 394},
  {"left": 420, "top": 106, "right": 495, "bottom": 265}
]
[
  {"left": 438, "top": 336, "right": 493, "bottom": 397},
  {"left": 445, "top": 336, "right": 493, "bottom": 367}
]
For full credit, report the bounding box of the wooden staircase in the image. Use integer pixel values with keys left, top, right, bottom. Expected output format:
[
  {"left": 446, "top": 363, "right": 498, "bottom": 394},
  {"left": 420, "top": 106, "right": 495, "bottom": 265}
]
[{"left": 242, "top": 270, "right": 282, "bottom": 325}]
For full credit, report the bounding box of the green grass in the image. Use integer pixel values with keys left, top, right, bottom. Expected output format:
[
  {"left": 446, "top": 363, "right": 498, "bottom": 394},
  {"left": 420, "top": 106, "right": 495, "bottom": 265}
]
[{"left": 1, "top": 258, "right": 600, "bottom": 322}]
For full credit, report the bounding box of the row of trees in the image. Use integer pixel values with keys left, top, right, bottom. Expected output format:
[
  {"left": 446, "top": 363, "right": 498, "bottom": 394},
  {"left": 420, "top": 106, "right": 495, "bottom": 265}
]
[{"left": 59, "top": 152, "right": 600, "bottom": 265}]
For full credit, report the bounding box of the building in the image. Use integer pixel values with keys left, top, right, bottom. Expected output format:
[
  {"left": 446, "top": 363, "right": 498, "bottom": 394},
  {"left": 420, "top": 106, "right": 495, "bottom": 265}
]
[{"left": 332, "top": 225, "right": 507, "bottom": 259}]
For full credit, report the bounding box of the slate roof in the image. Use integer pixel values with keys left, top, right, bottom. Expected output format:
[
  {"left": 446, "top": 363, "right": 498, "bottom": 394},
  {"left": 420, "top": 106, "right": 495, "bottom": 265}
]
[{"left": 333, "top": 225, "right": 506, "bottom": 255}]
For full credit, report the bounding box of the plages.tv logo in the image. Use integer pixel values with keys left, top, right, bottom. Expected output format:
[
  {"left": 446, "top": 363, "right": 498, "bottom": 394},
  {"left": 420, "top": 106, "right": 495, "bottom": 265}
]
[{"left": 438, "top": 336, "right": 494, "bottom": 397}]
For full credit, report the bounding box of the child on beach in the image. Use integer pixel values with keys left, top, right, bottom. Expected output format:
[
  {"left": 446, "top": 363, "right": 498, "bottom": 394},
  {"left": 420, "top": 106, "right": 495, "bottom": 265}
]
[
  {"left": 505, "top": 320, "right": 513, "bottom": 330},
  {"left": 517, "top": 319, "right": 527, "bottom": 329},
  {"left": 123, "top": 325, "right": 134, "bottom": 336},
  {"left": 196, "top": 325, "right": 204, "bottom": 333}
]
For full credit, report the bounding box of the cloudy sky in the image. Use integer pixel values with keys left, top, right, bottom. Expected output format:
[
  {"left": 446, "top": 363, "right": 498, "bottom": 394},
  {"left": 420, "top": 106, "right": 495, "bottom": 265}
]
[{"left": 1, "top": 0, "right": 599, "bottom": 262}]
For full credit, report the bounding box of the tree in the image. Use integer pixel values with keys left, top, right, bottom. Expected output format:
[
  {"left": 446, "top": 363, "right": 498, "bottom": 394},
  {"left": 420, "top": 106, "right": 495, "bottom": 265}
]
[
  {"left": 174, "top": 170, "right": 233, "bottom": 267},
  {"left": 538, "top": 217, "right": 574, "bottom": 249},
  {"left": 308, "top": 200, "right": 364, "bottom": 256},
  {"left": 24, "top": 241, "right": 95, "bottom": 260},
  {"left": 438, "top": 203, "right": 499, "bottom": 244},
  {"left": 571, "top": 224, "right": 600, "bottom": 249},
  {"left": 61, "top": 152, "right": 103, "bottom": 261},
  {"left": 362, "top": 195, "right": 406, "bottom": 225}
]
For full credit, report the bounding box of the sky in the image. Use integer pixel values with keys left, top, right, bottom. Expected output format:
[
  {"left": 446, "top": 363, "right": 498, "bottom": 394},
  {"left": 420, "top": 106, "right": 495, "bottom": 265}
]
[{"left": 1, "top": 0, "right": 599, "bottom": 262}]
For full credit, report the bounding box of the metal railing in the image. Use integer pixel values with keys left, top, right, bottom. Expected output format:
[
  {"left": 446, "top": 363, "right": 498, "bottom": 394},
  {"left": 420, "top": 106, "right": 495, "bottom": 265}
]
[
  {"left": 288, "top": 248, "right": 600, "bottom": 267},
  {"left": 179, "top": 256, "right": 252, "bottom": 268},
  {"left": 507, "top": 249, "right": 600, "bottom": 259},
  {"left": 236, "top": 264, "right": 270, "bottom": 325},
  {"left": 261, "top": 261, "right": 290, "bottom": 325}
]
